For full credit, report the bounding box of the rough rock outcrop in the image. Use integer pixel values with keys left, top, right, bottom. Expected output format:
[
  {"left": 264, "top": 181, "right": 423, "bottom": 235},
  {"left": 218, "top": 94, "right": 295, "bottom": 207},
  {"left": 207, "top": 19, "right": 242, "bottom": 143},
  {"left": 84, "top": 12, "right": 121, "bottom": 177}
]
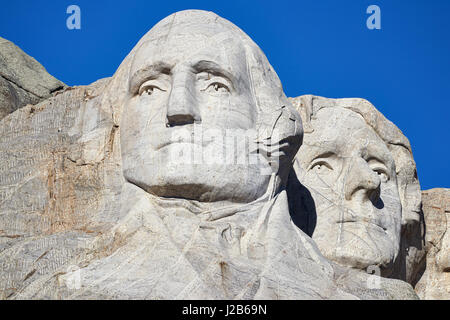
[
  {"left": 415, "top": 188, "right": 450, "bottom": 299},
  {"left": 0, "top": 78, "right": 119, "bottom": 299},
  {"left": 0, "top": 37, "right": 65, "bottom": 120}
]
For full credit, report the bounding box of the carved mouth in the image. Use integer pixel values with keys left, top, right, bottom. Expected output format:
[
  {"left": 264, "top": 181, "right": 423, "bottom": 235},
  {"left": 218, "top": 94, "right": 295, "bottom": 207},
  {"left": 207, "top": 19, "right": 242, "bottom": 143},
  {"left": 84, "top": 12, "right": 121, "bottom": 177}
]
[
  {"left": 153, "top": 126, "right": 214, "bottom": 151},
  {"left": 337, "top": 219, "right": 387, "bottom": 232},
  {"left": 157, "top": 140, "right": 197, "bottom": 150}
]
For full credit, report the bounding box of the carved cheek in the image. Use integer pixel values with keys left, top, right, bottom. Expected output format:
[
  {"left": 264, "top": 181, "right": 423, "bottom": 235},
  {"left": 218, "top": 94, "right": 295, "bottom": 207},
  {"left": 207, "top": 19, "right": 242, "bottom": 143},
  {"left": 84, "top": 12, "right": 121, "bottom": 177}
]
[
  {"left": 380, "top": 181, "right": 402, "bottom": 218},
  {"left": 198, "top": 94, "right": 255, "bottom": 129}
]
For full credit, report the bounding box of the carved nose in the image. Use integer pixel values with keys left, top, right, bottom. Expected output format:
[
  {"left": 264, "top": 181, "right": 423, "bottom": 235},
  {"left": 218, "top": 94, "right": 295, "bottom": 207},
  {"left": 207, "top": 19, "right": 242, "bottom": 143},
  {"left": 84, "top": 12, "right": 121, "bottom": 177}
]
[
  {"left": 345, "top": 157, "right": 381, "bottom": 202},
  {"left": 166, "top": 74, "right": 201, "bottom": 127},
  {"left": 166, "top": 113, "right": 195, "bottom": 126}
]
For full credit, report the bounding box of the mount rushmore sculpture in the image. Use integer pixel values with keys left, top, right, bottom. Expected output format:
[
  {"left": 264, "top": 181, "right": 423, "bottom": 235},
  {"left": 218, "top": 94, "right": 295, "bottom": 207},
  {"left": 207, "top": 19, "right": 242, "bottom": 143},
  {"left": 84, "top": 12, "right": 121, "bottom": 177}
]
[{"left": 0, "top": 10, "right": 445, "bottom": 299}]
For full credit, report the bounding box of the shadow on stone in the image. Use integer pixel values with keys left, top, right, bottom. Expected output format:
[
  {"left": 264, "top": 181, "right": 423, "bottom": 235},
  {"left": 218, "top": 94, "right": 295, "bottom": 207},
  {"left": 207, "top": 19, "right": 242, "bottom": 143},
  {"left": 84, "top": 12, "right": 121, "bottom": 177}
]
[{"left": 286, "top": 167, "right": 317, "bottom": 237}]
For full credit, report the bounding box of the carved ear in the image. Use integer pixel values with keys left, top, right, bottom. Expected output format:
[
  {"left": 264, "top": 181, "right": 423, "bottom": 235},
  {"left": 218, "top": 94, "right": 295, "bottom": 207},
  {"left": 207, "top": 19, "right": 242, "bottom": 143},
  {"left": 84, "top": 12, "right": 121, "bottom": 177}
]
[
  {"left": 256, "top": 105, "right": 302, "bottom": 145},
  {"left": 240, "top": 33, "right": 303, "bottom": 170},
  {"left": 255, "top": 105, "right": 303, "bottom": 177},
  {"left": 243, "top": 40, "right": 303, "bottom": 148}
]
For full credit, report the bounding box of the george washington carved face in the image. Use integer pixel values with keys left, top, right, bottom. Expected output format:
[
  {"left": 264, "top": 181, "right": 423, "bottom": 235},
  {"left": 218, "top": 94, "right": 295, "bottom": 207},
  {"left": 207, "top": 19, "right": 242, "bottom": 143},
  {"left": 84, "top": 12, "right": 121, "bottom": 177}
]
[{"left": 120, "top": 11, "right": 302, "bottom": 204}]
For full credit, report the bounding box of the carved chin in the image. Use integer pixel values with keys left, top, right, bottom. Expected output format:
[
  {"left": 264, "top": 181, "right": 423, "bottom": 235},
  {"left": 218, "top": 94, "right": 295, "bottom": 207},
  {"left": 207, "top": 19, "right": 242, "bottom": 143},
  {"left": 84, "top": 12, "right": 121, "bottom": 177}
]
[
  {"left": 316, "top": 222, "right": 399, "bottom": 271},
  {"left": 122, "top": 162, "right": 271, "bottom": 203}
]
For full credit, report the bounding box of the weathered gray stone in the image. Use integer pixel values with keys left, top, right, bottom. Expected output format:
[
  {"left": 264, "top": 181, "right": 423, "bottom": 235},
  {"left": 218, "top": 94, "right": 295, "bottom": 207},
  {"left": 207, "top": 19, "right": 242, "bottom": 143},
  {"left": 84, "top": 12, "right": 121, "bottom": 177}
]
[
  {"left": 0, "top": 37, "right": 65, "bottom": 120},
  {"left": 0, "top": 10, "right": 423, "bottom": 299},
  {"left": 415, "top": 188, "right": 450, "bottom": 299},
  {"left": 288, "top": 95, "right": 425, "bottom": 285}
]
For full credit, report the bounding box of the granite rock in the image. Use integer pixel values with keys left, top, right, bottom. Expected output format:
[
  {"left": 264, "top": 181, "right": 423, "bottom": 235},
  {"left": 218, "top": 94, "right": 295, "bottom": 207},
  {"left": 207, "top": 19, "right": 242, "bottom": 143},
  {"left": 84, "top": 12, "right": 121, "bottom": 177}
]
[
  {"left": 0, "top": 10, "right": 425, "bottom": 299},
  {"left": 415, "top": 188, "right": 450, "bottom": 299},
  {"left": 0, "top": 37, "right": 65, "bottom": 120},
  {"left": 288, "top": 95, "right": 425, "bottom": 285}
]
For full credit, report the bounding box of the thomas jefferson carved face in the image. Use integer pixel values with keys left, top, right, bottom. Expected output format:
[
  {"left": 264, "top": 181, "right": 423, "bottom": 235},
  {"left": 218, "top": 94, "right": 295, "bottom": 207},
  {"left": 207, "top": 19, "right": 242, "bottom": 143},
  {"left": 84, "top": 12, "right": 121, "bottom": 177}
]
[
  {"left": 120, "top": 17, "right": 275, "bottom": 204},
  {"left": 296, "top": 107, "right": 402, "bottom": 272}
]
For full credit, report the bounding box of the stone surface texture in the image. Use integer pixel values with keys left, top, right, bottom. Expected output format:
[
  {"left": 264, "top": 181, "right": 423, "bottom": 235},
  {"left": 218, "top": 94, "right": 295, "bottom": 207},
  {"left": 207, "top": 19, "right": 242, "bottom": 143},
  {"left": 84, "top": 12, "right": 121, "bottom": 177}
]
[
  {"left": 288, "top": 95, "right": 426, "bottom": 286},
  {"left": 0, "top": 37, "right": 65, "bottom": 120},
  {"left": 0, "top": 10, "right": 446, "bottom": 299},
  {"left": 415, "top": 188, "right": 450, "bottom": 299}
]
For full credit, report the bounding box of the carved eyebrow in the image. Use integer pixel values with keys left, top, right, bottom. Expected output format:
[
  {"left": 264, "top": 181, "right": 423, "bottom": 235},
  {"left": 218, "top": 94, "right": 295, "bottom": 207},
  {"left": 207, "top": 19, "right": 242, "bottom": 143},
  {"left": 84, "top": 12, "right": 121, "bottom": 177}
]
[
  {"left": 129, "top": 61, "right": 172, "bottom": 94},
  {"left": 366, "top": 156, "right": 391, "bottom": 172},
  {"left": 310, "top": 151, "right": 336, "bottom": 162},
  {"left": 366, "top": 156, "right": 385, "bottom": 164},
  {"left": 191, "top": 60, "right": 235, "bottom": 88},
  {"left": 364, "top": 143, "right": 393, "bottom": 167}
]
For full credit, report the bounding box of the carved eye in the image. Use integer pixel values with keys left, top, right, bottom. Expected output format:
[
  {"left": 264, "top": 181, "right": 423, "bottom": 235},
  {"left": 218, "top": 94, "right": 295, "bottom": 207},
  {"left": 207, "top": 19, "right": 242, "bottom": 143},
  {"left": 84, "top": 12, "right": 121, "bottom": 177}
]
[
  {"left": 373, "top": 168, "right": 389, "bottom": 183},
  {"left": 204, "top": 82, "right": 230, "bottom": 94},
  {"left": 138, "top": 83, "right": 165, "bottom": 96},
  {"left": 310, "top": 161, "right": 333, "bottom": 174}
]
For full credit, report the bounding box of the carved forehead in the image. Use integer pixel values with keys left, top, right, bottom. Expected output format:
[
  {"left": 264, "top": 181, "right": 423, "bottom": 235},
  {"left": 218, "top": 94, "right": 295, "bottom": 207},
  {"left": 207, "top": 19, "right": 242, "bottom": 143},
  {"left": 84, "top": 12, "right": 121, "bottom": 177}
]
[
  {"left": 131, "top": 30, "right": 248, "bottom": 77},
  {"left": 107, "top": 10, "right": 290, "bottom": 116},
  {"left": 130, "top": 11, "right": 249, "bottom": 76},
  {"left": 305, "top": 107, "right": 394, "bottom": 165}
]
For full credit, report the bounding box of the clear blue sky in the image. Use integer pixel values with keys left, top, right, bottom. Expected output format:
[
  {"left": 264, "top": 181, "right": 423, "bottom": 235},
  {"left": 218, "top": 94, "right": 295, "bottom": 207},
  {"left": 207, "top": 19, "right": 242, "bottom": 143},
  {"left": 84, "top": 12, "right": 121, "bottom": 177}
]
[{"left": 1, "top": 0, "right": 449, "bottom": 189}]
